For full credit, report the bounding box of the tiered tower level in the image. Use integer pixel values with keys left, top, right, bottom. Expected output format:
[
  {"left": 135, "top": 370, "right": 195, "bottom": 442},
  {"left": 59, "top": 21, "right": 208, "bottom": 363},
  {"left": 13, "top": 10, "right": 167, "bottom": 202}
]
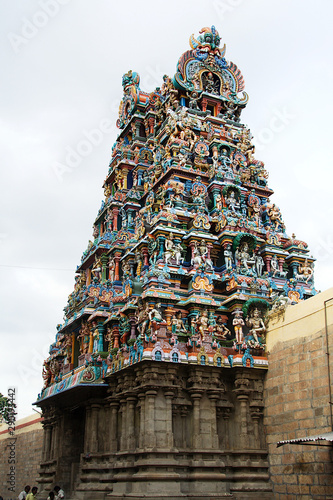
[{"left": 37, "top": 27, "right": 316, "bottom": 499}]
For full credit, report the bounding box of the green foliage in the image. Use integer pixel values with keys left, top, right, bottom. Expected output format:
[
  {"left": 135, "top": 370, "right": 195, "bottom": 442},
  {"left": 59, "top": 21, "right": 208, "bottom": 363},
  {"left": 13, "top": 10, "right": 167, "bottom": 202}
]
[{"left": 0, "top": 393, "right": 16, "bottom": 425}]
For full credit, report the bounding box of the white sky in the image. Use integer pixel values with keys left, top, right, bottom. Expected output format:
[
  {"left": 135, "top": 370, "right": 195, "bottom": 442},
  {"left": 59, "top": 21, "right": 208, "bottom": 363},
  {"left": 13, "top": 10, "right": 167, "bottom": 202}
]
[{"left": 1, "top": 0, "right": 332, "bottom": 419}]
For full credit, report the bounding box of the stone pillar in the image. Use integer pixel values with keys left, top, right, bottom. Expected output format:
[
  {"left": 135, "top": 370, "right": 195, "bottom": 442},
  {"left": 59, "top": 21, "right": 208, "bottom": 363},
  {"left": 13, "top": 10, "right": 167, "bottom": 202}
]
[
  {"left": 291, "top": 261, "right": 299, "bottom": 278},
  {"left": 148, "top": 117, "right": 155, "bottom": 135},
  {"left": 278, "top": 257, "right": 284, "bottom": 274},
  {"left": 143, "top": 247, "right": 149, "bottom": 267},
  {"left": 122, "top": 169, "right": 129, "bottom": 189},
  {"left": 97, "top": 321, "right": 105, "bottom": 352},
  {"left": 189, "top": 242, "right": 196, "bottom": 264},
  {"left": 207, "top": 242, "right": 213, "bottom": 260},
  {"left": 101, "top": 254, "right": 109, "bottom": 282},
  {"left": 164, "top": 307, "right": 174, "bottom": 332},
  {"left": 219, "top": 406, "right": 232, "bottom": 449},
  {"left": 250, "top": 402, "right": 264, "bottom": 447},
  {"left": 237, "top": 395, "right": 249, "bottom": 448},
  {"left": 112, "top": 208, "right": 119, "bottom": 231},
  {"left": 109, "top": 401, "right": 119, "bottom": 452},
  {"left": 164, "top": 390, "right": 174, "bottom": 448},
  {"left": 86, "top": 268, "right": 92, "bottom": 286},
  {"left": 43, "top": 424, "right": 52, "bottom": 461},
  {"left": 158, "top": 235, "right": 165, "bottom": 260},
  {"left": 89, "top": 404, "right": 101, "bottom": 453},
  {"left": 138, "top": 393, "right": 145, "bottom": 449},
  {"left": 129, "top": 312, "right": 137, "bottom": 340},
  {"left": 234, "top": 377, "right": 251, "bottom": 449},
  {"left": 70, "top": 333, "right": 75, "bottom": 365},
  {"left": 265, "top": 256, "right": 271, "bottom": 273},
  {"left": 144, "top": 390, "right": 157, "bottom": 449},
  {"left": 127, "top": 396, "right": 136, "bottom": 450},
  {"left": 50, "top": 419, "right": 58, "bottom": 459},
  {"left": 114, "top": 252, "right": 122, "bottom": 281},
  {"left": 113, "top": 326, "right": 120, "bottom": 349},
  {"left": 180, "top": 406, "right": 188, "bottom": 448},
  {"left": 207, "top": 391, "right": 219, "bottom": 450},
  {"left": 84, "top": 406, "right": 91, "bottom": 453},
  {"left": 190, "top": 392, "right": 203, "bottom": 449}
]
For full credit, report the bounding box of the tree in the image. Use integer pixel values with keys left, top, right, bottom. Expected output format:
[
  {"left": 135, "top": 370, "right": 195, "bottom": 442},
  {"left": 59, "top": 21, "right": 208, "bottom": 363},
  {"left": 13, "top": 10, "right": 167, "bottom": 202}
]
[{"left": 0, "top": 393, "right": 16, "bottom": 426}]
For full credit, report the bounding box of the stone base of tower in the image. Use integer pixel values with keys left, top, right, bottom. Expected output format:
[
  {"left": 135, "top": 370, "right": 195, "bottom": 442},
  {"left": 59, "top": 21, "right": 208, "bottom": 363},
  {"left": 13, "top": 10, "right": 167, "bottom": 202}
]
[
  {"left": 37, "top": 361, "right": 272, "bottom": 499},
  {"left": 73, "top": 450, "right": 272, "bottom": 499}
]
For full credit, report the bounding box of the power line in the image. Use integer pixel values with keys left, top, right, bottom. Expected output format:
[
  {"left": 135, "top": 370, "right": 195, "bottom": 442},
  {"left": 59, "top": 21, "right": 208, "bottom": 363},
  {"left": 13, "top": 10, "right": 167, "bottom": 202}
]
[{"left": 0, "top": 264, "right": 74, "bottom": 272}]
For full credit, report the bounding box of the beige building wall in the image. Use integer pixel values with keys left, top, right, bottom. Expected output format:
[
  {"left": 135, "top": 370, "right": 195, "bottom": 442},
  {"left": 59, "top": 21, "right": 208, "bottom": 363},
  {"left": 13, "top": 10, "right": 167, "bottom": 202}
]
[
  {"left": 264, "top": 287, "right": 333, "bottom": 499},
  {"left": 0, "top": 413, "right": 43, "bottom": 498}
]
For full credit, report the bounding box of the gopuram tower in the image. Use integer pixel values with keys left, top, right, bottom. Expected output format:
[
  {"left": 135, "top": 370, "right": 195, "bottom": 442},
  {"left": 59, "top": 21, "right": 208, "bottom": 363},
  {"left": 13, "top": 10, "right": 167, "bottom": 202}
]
[{"left": 36, "top": 26, "right": 316, "bottom": 499}]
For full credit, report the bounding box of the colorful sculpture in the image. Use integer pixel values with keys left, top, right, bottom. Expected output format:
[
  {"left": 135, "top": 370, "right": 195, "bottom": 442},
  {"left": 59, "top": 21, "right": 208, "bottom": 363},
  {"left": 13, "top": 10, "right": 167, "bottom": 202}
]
[{"left": 39, "top": 24, "right": 316, "bottom": 394}]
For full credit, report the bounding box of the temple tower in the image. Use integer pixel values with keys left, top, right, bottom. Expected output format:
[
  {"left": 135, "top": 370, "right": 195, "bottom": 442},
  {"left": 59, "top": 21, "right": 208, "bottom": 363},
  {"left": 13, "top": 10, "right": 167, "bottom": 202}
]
[{"left": 36, "top": 26, "right": 316, "bottom": 499}]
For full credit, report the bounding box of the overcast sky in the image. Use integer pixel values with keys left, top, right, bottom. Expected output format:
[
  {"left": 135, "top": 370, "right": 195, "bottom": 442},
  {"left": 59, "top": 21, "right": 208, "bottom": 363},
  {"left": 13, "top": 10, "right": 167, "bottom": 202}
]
[{"left": 1, "top": 0, "right": 332, "bottom": 420}]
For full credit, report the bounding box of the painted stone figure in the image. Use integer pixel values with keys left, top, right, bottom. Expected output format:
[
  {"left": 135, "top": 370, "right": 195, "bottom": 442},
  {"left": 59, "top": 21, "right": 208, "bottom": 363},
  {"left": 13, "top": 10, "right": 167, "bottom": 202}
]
[
  {"left": 233, "top": 310, "right": 245, "bottom": 344},
  {"left": 246, "top": 308, "right": 266, "bottom": 345},
  {"left": 37, "top": 25, "right": 317, "bottom": 500}
]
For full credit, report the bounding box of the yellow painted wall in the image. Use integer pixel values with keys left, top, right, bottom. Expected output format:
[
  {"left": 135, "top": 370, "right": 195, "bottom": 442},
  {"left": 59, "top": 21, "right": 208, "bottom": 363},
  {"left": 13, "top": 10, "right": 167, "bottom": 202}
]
[{"left": 267, "top": 287, "right": 333, "bottom": 350}]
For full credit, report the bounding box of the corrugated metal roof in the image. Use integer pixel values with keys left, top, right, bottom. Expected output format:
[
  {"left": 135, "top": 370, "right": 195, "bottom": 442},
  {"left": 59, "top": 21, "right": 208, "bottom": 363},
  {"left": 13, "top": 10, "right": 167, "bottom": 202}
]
[{"left": 277, "top": 431, "right": 333, "bottom": 448}]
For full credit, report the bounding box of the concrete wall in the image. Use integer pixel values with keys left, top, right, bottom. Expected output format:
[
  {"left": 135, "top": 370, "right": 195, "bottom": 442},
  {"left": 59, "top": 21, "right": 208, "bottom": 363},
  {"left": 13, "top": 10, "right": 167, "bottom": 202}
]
[
  {"left": 264, "top": 287, "right": 333, "bottom": 499},
  {"left": 0, "top": 414, "right": 43, "bottom": 499}
]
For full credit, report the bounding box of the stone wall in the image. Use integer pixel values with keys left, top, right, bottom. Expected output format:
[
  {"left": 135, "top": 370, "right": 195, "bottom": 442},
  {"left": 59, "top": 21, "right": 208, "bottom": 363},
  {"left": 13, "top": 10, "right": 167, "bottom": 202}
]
[
  {"left": 264, "top": 288, "right": 333, "bottom": 499},
  {"left": 0, "top": 415, "right": 43, "bottom": 499},
  {"left": 38, "top": 363, "right": 272, "bottom": 499}
]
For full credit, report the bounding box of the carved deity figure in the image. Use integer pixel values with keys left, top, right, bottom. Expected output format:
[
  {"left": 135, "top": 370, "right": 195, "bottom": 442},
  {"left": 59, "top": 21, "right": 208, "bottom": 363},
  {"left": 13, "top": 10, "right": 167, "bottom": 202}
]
[
  {"left": 196, "top": 309, "right": 209, "bottom": 340},
  {"left": 216, "top": 316, "right": 230, "bottom": 340},
  {"left": 109, "top": 257, "right": 115, "bottom": 282},
  {"left": 203, "top": 72, "right": 219, "bottom": 94},
  {"left": 171, "top": 311, "right": 187, "bottom": 334},
  {"left": 92, "top": 322, "right": 99, "bottom": 353},
  {"left": 195, "top": 240, "right": 214, "bottom": 271},
  {"left": 92, "top": 255, "right": 102, "bottom": 280},
  {"left": 78, "top": 322, "right": 90, "bottom": 354},
  {"left": 268, "top": 204, "right": 284, "bottom": 232},
  {"left": 122, "top": 260, "right": 131, "bottom": 278},
  {"left": 149, "top": 302, "right": 163, "bottom": 323},
  {"left": 238, "top": 242, "right": 255, "bottom": 273},
  {"left": 136, "top": 303, "right": 149, "bottom": 337},
  {"left": 224, "top": 244, "right": 233, "bottom": 270},
  {"left": 226, "top": 190, "right": 240, "bottom": 212},
  {"left": 297, "top": 259, "right": 313, "bottom": 283},
  {"left": 246, "top": 308, "right": 266, "bottom": 345},
  {"left": 270, "top": 254, "right": 279, "bottom": 277},
  {"left": 164, "top": 232, "right": 175, "bottom": 265},
  {"left": 233, "top": 310, "right": 244, "bottom": 344},
  {"left": 42, "top": 361, "right": 52, "bottom": 389},
  {"left": 255, "top": 254, "right": 265, "bottom": 277}
]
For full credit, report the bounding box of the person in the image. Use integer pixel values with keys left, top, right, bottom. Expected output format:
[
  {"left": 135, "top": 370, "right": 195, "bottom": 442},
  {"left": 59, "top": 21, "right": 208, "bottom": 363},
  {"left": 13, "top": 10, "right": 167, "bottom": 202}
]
[
  {"left": 47, "top": 493, "right": 55, "bottom": 500},
  {"left": 54, "top": 486, "right": 65, "bottom": 499},
  {"left": 18, "top": 484, "right": 31, "bottom": 499},
  {"left": 26, "top": 487, "right": 38, "bottom": 500}
]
